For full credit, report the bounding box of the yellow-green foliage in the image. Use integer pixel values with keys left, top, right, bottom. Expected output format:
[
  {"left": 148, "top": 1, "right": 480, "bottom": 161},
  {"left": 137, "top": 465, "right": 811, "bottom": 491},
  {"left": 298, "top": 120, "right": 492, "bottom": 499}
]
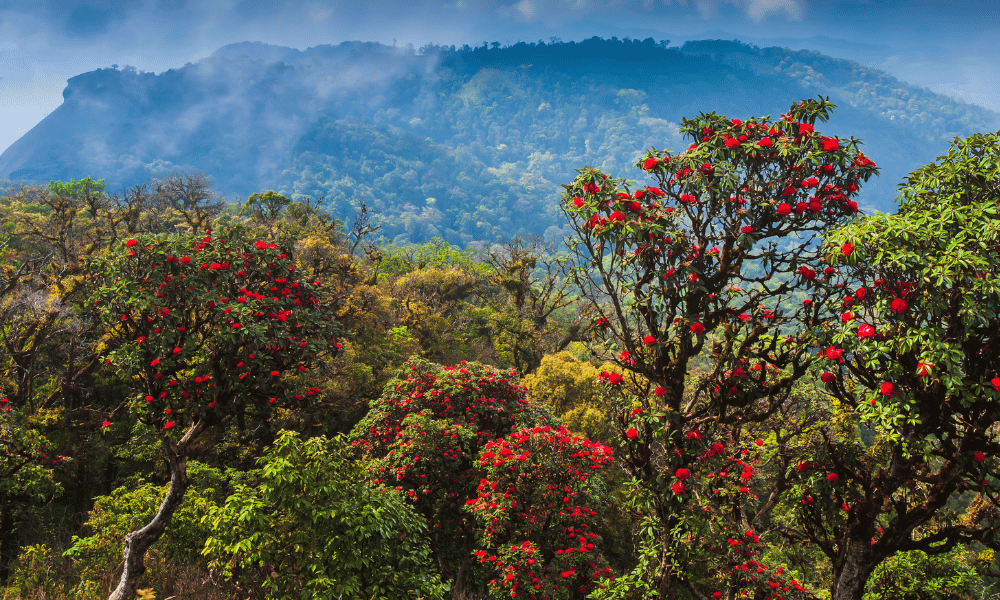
[
  {"left": 864, "top": 546, "right": 980, "bottom": 600},
  {"left": 57, "top": 461, "right": 223, "bottom": 595},
  {"left": 523, "top": 351, "right": 613, "bottom": 441},
  {"left": 523, "top": 351, "right": 601, "bottom": 414}
]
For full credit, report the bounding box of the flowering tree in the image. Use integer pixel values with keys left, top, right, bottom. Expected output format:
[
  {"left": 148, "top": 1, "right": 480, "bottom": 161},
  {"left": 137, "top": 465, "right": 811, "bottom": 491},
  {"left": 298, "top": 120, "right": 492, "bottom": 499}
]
[
  {"left": 87, "top": 225, "right": 339, "bottom": 600},
  {"left": 796, "top": 130, "right": 1000, "bottom": 600},
  {"left": 349, "top": 357, "right": 553, "bottom": 599},
  {"left": 465, "top": 425, "right": 614, "bottom": 600},
  {"left": 561, "top": 98, "right": 878, "bottom": 599}
]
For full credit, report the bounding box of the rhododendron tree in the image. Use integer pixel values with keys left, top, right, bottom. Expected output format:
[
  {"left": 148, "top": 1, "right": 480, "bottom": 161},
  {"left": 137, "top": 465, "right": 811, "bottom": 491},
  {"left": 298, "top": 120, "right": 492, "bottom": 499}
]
[
  {"left": 561, "top": 98, "right": 878, "bottom": 599},
  {"left": 465, "top": 425, "right": 614, "bottom": 600},
  {"left": 349, "top": 356, "right": 553, "bottom": 599},
  {"left": 86, "top": 225, "right": 340, "bottom": 600},
  {"left": 799, "top": 131, "right": 1000, "bottom": 600}
]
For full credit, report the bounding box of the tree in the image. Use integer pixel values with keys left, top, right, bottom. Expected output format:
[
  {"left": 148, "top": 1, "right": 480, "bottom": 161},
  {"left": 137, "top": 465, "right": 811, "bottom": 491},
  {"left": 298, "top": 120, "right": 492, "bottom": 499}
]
[
  {"left": 349, "top": 356, "right": 553, "bottom": 599},
  {"left": 794, "top": 130, "right": 1000, "bottom": 600},
  {"left": 560, "top": 98, "right": 878, "bottom": 599},
  {"left": 522, "top": 350, "right": 612, "bottom": 443},
  {"left": 481, "top": 235, "right": 580, "bottom": 374},
  {"left": 86, "top": 225, "right": 340, "bottom": 600},
  {"left": 465, "top": 424, "right": 614, "bottom": 600},
  {"left": 150, "top": 172, "right": 227, "bottom": 232},
  {"left": 203, "top": 430, "right": 447, "bottom": 600}
]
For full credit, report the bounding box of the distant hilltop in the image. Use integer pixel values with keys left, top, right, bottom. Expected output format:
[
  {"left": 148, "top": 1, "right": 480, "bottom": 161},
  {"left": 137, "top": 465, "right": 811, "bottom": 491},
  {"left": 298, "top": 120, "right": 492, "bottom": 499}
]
[{"left": 3, "top": 37, "right": 996, "bottom": 247}]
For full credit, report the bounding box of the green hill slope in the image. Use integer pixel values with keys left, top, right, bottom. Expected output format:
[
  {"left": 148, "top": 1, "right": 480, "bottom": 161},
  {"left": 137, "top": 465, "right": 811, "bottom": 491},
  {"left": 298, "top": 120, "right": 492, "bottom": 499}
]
[{"left": 1, "top": 38, "right": 995, "bottom": 246}]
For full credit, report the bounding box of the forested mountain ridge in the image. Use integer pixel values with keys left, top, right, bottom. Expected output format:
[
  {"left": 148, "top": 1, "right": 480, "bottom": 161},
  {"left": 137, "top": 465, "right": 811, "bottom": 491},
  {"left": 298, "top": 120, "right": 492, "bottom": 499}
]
[{"left": 1, "top": 37, "right": 995, "bottom": 247}]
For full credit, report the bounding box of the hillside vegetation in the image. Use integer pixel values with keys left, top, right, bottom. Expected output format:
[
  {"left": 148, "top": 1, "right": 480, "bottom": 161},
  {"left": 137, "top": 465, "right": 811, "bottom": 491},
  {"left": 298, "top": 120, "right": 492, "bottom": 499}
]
[{"left": 1, "top": 38, "right": 996, "bottom": 247}]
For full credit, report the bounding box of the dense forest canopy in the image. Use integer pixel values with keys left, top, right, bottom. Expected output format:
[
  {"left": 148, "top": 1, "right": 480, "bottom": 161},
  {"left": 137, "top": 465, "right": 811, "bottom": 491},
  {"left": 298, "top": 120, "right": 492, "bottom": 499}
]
[
  {"left": 2, "top": 36, "right": 1000, "bottom": 600},
  {"left": 1, "top": 37, "right": 996, "bottom": 248}
]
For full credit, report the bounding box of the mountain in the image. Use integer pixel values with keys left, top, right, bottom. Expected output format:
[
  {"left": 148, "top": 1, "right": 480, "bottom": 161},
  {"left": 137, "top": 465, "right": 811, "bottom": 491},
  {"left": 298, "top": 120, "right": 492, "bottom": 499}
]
[{"left": 1, "top": 37, "right": 996, "bottom": 247}]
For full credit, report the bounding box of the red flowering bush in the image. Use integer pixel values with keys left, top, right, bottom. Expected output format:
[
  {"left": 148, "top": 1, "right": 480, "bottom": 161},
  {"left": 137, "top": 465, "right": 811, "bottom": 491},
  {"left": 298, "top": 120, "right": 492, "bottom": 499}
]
[
  {"left": 349, "top": 356, "right": 553, "bottom": 598},
  {"left": 91, "top": 226, "right": 338, "bottom": 430},
  {"left": 85, "top": 224, "right": 340, "bottom": 597},
  {"left": 466, "top": 425, "right": 614, "bottom": 600},
  {"left": 562, "top": 98, "right": 876, "bottom": 598}
]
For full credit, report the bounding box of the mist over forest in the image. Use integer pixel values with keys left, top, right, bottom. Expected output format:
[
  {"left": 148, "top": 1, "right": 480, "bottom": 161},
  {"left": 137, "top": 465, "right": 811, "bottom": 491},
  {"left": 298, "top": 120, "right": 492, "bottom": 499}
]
[{"left": 2, "top": 37, "right": 996, "bottom": 247}]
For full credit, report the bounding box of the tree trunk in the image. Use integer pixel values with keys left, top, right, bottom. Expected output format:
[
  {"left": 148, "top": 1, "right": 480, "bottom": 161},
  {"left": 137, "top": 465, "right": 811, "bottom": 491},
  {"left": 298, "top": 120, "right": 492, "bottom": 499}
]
[
  {"left": 108, "top": 421, "right": 203, "bottom": 600},
  {"left": 830, "top": 546, "right": 876, "bottom": 600},
  {"left": 655, "top": 543, "right": 679, "bottom": 600},
  {"left": 451, "top": 550, "right": 474, "bottom": 600}
]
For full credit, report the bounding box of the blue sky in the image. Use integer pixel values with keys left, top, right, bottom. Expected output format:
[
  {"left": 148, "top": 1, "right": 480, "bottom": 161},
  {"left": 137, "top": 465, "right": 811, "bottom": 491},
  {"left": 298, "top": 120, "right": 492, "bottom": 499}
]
[{"left": 1, "top": 0, "right": 999, "bottom": 155}]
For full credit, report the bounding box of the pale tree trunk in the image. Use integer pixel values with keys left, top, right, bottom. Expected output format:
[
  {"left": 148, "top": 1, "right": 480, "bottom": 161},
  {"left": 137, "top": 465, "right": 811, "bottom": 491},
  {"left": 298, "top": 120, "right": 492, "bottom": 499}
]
[
  {"left": 830, "top": 553, "right": 874, "bottom": 600},
  {"left": 108, "top": 421, "right": 204, "bottom": 600}
]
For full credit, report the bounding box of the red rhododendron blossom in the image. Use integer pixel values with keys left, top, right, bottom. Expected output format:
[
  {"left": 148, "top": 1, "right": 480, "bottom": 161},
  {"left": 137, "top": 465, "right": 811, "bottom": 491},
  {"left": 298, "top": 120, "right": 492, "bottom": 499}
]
[
  {"left": 725, "top": 138, "right": 739, "bottom": 148},
  {"left": 671, "top": 481, "right": 686, "bottom": 494},
  {"left": 857, "top": 324, "right": 875, "bottom": 339},
  {"left": 974, "top": 451, "right": 986, "bottom": 463},
  {"left": 150, "top": 359, "right": 161, "bottom": 367},
  {"left": 821, "top": 137, "right": 840, "bottom": 152},
  {"left": 758, "top": 137, "right": 773, "bottom": 148},
  {"left": 270, "top": 370, "right": 280, "bottom": 377},
  {"left": 916, "top": 362, "right": 933, "bottom": 377},
  {"left": 164, "top": 421, "right": 175, "bottom": 429},
  {"left": 675, "top": 468, "right": 690, "bottom": 480},
  {"left": 626, "top": 428, "right": 638, "bottom": 440},
  {"left": 740, "top": 225, "right": 753, "bottom": 233},
  {"left": 798, "top": 266, "right": 816, "bottom": 280},
  {"left": 890, "top": 298, "right": 909, "bottom": 314},
  {"left": 841, "top": 311, "right": 854, "bottom": 323},
  {"left": 126, "top": 238, "right": 138, "bottom": 248},
  {"left": 102, "top": 420, "right": 112, "bottom": 428},
  {"left": 572, "top": 197, "right": 585, "bottom": 208},
  {"left": 992, "top": 377, "right": 1000, "bottom": 391},
  {"left": 180, "top": 256, "right": 191, "bottom": 264},
  {"left": 825, "top": 347, "right": 843, "bottom": 360},
  {"left": 821, "top": 372, "right": 836, "bottom": 384},
  {"left": 880, "top": 382, "right": 894, "bottom": 396},
  {"left": 643, "top": 157, "right": 659, "bottom": 170},
  {"left": 842, "top": 242, "right": 853, "bottom": 256},
  {"left": 690, "top": 322, "right": 705, "bottom": 335},
  {"left": 827, "top": 473, "right": 839, "bottom": 482},
  {"left": 798, "top": 123, "right": 814, "bottom": 135},
  {"left": 643, "top": 335, "right": 656, "bottom": 345},
  {"left": 776, "top": 202, "right": 792, "bottom": 216}
]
